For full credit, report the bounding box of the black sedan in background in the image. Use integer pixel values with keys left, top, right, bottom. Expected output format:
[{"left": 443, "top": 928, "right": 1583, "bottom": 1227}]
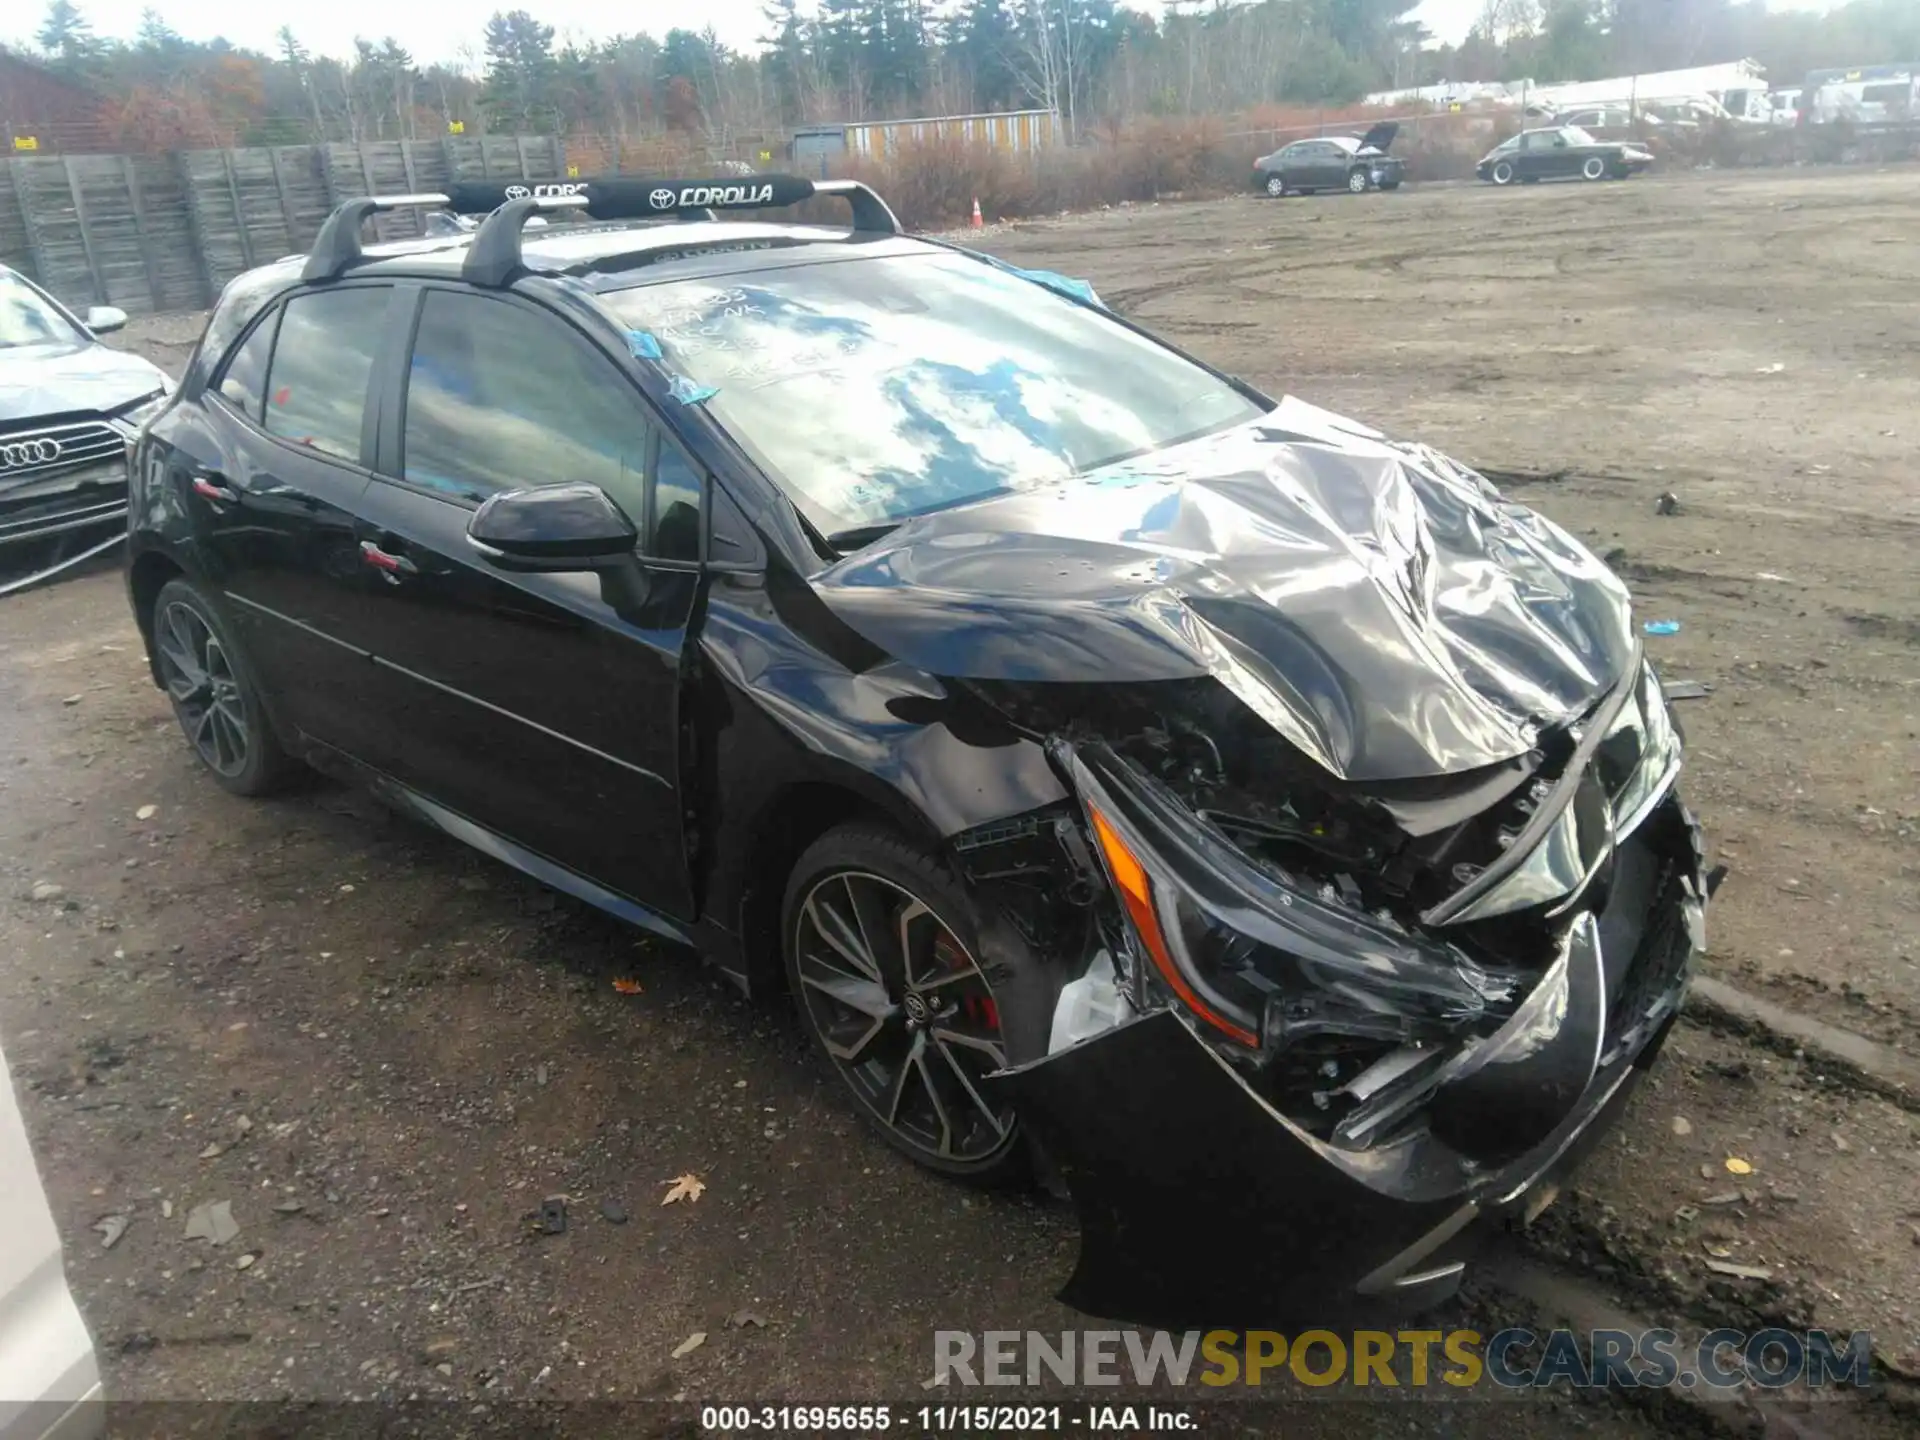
[
  {"left": 128, "top": 174, "right": 1704, "bottom": 1328},
  {"left": 1478, "top": 125, "right": 1655, "bottom": 184},
  {"left": 1254, "top": 122, "right": 1405, "bottom": 196}
]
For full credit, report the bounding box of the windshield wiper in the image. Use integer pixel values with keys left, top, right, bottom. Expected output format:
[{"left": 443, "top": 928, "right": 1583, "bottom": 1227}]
[{"left": 825, "top": 522, "right": 902, "bottom": 554}]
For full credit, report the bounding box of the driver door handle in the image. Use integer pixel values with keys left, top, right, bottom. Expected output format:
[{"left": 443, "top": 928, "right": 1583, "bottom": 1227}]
[
  {"left": 360, "top": 540, "right": 419, "bottom": 578},
  {"left": 190, "top": 472, "right": 239, "bottom": 505}
]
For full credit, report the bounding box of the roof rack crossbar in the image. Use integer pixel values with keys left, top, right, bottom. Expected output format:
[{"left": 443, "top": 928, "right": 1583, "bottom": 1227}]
[
  {"left": 443, "top": 174, "right": 901, "bottom": 236},
  {"left": 462, "top": 194, "right": 592, "bottom": 288},
  {"left": 301, "top": 193, "right": 450, "bottom": 282},
  {"left": 813, "top": 179, "right": 901, "bottom": 234}
]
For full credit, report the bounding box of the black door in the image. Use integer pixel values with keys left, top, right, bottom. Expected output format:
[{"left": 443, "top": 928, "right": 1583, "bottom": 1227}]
[
  {"left": 1525, "top": 130, "right": 1581, "bottom": 179},
  {"left": 1274, "top": 143, "right": 1311, "bottom": 188},
  {"left": 335, "top": 285, "right": 703, "bottom": 921},
  {"left": 179, "top": 284, "right": 396, "bottom": 755},
  {"left": 1304, "top": 141, "right": 1347, "bottom": 189}
]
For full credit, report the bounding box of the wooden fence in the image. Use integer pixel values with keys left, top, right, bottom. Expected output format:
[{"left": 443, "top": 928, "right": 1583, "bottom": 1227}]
[{"left": 1, "top": 135, "right": 567, "bottom": 319}]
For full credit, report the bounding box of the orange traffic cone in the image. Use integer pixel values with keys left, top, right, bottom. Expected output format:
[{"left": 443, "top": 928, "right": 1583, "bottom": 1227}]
[{"left": 970, "top": 196, "right": 983, "bottom": 229}]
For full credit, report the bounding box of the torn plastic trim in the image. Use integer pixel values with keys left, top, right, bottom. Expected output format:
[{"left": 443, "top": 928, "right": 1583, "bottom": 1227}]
[
  {"left": 1057, "top": 739, "right": 1520, "bottom": 1058},
  {"left": 1436, "top": 656, "right": 1682, "bottom": 926},
  {"left": 1422, "top": 645, "right": 1640, "bottom": 927},
  {"left": 1335, "top": 911, "right": 1605, "bottom": 1153}
]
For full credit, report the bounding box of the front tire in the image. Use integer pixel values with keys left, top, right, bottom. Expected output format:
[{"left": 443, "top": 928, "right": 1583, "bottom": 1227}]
[
  {"left": 1264, "top": 174, "right": 1286, "bottom": 198},
  {"left": 1492, "top": 160, "right": 1516, "bottom": 185},
  {"left": 1347, "top": 169, "right": 1370, "bottom": 194},
  {"left": 151, "top": 577, "right": 297, "bottom": 796},
  {"left": 782, "top": 823, "right": 1027, "bottom": 1185}
]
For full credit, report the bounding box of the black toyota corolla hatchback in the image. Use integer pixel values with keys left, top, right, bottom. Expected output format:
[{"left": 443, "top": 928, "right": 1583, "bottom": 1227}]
[{"left": 128, "top": 176, "right": 1708, "bottom": 1326}]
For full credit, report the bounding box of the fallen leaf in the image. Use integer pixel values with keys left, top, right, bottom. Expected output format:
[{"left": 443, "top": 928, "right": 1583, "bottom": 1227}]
[
  {"left": 95, "top": 1214, "right": 130, "bottom": 1249},
  {"left": 727, "top": 1310, "right": 767, "bottom": 1329},
  {"left": 661, "top": 1173, "right": 706, "bottom": 1206},
  {"left": 671, "top": 1331, "right": 706, "bottom": 1360},
  {"left": 199, "top": 1142, "right": 225, "bottom": 1160},
  {"left": 612, "top": 978, "right": 644, "bottom": 994},
  {"left": 1724, "top": 1156, "right": 1753, "bottom": 1175},
  {"left": 1705, "top": 1259, "right": 1774, "bottom": 1281},
  {"left": 135, "top": 805, "right": 158, "bottom": 821},
  {"left": 1670, "top": 1116, "right": 1692, "bottom": 1137}
]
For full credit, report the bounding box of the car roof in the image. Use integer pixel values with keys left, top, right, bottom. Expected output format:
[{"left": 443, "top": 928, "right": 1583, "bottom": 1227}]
[{"left": 321, "top": 219, "right": 933, "bottom": 294}]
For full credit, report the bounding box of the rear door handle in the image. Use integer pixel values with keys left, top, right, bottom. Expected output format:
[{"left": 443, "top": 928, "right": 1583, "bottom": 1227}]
[
  {"left": 360, "top": 540, "right": 419, "bottom": 578},
  {"left": 190, "top": 472, "right": 240, "bottom": 505}
]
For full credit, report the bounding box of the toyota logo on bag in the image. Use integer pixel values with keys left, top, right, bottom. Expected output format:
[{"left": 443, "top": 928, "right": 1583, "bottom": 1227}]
[
  {"left": 505, "top": 184, "right": 531, "bottom": 200},
  {"left": 649, "top": 187, "right": 678, "bottom": 210},
  {"left": 1, "top": 438, "right": 61, "bottom": 471}
]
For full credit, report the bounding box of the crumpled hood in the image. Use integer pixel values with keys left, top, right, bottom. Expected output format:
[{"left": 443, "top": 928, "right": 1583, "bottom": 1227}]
[
  {"left": 0, "top": 340, "right": 168, "bottom": 424},
  {"left": 811, "top": 397, "right": 1637, "bottom": 782}
]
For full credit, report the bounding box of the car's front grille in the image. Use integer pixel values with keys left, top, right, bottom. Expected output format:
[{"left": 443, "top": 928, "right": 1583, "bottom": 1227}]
[{"left": 0, "top": 419, "right": 125, "bottom": 490}]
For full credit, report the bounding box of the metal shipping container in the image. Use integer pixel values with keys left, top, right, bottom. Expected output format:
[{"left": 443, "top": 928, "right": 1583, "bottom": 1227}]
[{"left": 843, "top": 110, "right": 1060, "bottom": 159}]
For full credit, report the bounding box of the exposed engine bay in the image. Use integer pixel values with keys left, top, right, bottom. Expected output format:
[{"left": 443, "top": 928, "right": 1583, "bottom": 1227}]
[{"left": 954, "top": 650, "right": 1700, "bottom": 1167}]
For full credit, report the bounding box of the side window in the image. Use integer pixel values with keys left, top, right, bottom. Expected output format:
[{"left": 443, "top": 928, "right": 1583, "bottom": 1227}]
[
  {"left": 652, "top": 439, "right": 702, "bottom": 563},
  {"left": 263, "top": 288, "right": 390, "bottom": 461},
  {"left": 400, "top": 290, "right": 704, "bottom": 558},
  {"left": 215, "top": 309, "right": 279, "bottom": 422}
]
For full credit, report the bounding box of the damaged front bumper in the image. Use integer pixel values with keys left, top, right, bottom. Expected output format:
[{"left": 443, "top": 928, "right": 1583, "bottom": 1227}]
[{"left": 992, "top": 661, "right": 1705, "bottom": 1325}]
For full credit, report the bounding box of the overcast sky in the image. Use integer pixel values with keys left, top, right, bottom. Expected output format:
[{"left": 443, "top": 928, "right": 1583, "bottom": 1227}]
[{"left": 40, "top": 0, "right": 1832, "bottom": 70}]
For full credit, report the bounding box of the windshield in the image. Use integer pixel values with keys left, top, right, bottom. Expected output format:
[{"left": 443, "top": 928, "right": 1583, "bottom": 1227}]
[
  {"left": 604, "top": 251, "right": 1265, "bottom": 535},
  {"left": 0, "top": 271, "right": 85, "bottom": 350}
]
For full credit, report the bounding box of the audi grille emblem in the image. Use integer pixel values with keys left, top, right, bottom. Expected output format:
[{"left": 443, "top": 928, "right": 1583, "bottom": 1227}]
[
  {"left": 1, "top": 438, "right": 61, "bottom": 471},
  {"left": 649, "top": 187, "right": 677, "bottom": 211},
  {"left": 504, "top": 184, "right": 530, "bottom": 200}
]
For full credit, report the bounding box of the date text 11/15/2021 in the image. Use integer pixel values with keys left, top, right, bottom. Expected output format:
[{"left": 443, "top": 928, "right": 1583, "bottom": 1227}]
[{"left": 700, "top": 1406, "right": 1194, "bottom": 1432}]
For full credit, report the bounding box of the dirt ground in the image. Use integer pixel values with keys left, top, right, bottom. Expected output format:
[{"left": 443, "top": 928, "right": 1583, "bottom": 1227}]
[{"left": 2, "top": 164, "right": 1917, "bottom": 1435}]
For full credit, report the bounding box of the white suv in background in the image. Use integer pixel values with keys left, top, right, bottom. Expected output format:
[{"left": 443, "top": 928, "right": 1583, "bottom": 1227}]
[{"left": 0, "top": 1036, "right": 101, "bottom": 1440}]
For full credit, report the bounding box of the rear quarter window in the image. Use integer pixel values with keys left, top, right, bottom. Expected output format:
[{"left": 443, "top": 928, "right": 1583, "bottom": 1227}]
[
  {"left": 214, "top": 310, "right": 281, "bottom": 423},
  {"left": 262, "top": 288, "right": 391, "bottom": 462}
]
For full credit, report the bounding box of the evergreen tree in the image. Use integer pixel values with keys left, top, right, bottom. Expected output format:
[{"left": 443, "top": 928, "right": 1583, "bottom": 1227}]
[
  {"left": 481, "top": 10, "right": 560, "bottom": 132},
  {"left": 37, "top": 0, "right": 100, "bottom": 69}
]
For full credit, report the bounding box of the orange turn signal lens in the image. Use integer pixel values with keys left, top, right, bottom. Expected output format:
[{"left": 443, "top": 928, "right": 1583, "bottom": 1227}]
[{"left": 1086, "top": 804, "right": 1259, "bottom": 1048}]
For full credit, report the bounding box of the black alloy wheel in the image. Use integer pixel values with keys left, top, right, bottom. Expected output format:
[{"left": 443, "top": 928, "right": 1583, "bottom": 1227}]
[
  {"left": 784, "top": 829, "right": 1022, "bottom": 1182},
  {"left": 151, "top": 577, "right": 294, "bottom": 796}
]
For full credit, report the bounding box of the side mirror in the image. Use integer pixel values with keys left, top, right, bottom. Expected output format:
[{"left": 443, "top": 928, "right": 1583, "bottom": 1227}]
[
  {"left": 467, "top": 484, "right": 637, "bottom": 573},
  {"left": 86, "top": 305, "right": 128, "bottom": 335}
]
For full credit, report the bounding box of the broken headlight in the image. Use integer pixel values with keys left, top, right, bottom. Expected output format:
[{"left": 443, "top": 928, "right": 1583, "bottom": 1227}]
[{"left": 1063, "top": 742, "right": 1519, "bottom": 1056}]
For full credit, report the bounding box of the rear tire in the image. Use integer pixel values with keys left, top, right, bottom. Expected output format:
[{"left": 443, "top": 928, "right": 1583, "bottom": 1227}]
[
  {"left": 1581, "top": 156, "right": 1608, "bottom": 181},
  {"left": 151, "top": 577, "right": 298, "bottom": 797},
  {"left": 782, "top": 822, "right": 1033, "bottom": 1187}
]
